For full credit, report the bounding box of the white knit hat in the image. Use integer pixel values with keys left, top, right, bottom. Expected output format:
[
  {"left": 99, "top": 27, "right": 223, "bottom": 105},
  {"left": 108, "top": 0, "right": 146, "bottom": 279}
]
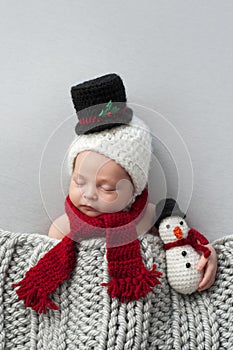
[{"left": 67, "top": 115, "right": 152, "bottom": 200}]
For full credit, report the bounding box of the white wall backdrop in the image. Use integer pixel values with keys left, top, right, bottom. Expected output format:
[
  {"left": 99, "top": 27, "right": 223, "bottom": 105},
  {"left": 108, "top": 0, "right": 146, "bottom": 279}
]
[{"left": 0, "top": 0, "right": 232, "bottom": 242}]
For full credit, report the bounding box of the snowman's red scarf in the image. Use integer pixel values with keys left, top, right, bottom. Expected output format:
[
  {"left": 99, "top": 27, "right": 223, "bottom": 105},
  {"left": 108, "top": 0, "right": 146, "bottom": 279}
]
[
  {"left": 12, "top": 189, "right": 162, "bottom": 314},
  {"left": 164, "top": 228, "right": 211, "bottom": 258}
]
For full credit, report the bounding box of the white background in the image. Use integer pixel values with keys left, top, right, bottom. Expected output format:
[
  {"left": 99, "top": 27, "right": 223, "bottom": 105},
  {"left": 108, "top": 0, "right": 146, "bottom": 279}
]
[{"left": 0, "top": 1, "right": 232, "bottom": 241}]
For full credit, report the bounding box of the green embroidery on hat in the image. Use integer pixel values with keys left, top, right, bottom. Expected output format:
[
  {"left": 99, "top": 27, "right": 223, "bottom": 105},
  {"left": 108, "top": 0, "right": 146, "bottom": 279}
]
[{"left": 99, "top": 100, "right": 120, "bottom": 117}]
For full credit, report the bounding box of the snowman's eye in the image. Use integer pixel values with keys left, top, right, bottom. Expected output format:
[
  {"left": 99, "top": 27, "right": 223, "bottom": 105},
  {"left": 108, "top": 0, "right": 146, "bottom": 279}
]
[
  {"left": 166, "top": 224, "right": 170, "bottom": 229},
  {"left": 180, "top": 221, "right": 183, "bottom": 225}
]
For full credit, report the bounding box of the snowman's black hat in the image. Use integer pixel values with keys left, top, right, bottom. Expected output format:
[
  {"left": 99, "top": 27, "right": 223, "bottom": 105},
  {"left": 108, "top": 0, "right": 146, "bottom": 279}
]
[
  {"left": 154, "top": 198, "right": 186, "bottom": 229},
  {"left": 70, "top": 73, "right": 133, "bottom": 135}
]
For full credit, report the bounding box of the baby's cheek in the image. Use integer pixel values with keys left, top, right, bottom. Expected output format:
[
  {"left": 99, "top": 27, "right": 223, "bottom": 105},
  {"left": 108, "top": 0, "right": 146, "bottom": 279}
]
[
  {"left": 98, "top": 199, "right": 120, "bottom": 213},
  {"left": 99, "top": 189, "right": 133, "bottom": 213},
  {"left": 69, "top": 185, "right": 81, "bottom": 203},
  {"left": 100, "top": 192, "right": 118, "bottom": 202}
]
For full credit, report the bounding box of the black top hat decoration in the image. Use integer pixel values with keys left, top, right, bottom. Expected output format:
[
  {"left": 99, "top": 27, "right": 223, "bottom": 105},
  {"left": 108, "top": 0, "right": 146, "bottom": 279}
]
[
  {"left": 71, "top": 73, "right": 133, "bottom": 135},
  {"left": 154, "top": 198, "right": 186, "bottom": 229}
]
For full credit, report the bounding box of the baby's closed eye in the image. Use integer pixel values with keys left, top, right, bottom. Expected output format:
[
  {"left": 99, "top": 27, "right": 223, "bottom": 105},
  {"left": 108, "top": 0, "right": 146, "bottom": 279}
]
[{"left": 99, "top": 185, "right": 116, "bottom": 192}]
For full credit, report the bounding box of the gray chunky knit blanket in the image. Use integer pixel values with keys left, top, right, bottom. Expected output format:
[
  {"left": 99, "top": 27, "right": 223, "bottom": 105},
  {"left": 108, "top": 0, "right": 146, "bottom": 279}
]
[{"left": 0, "top": 229, "right": 232, "bottom": 350}]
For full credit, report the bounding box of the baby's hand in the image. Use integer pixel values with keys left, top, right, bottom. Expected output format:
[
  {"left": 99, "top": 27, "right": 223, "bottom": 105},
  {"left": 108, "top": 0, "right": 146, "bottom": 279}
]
[{"left": 197, "top": 244, "right": 218, "bottom": 292}]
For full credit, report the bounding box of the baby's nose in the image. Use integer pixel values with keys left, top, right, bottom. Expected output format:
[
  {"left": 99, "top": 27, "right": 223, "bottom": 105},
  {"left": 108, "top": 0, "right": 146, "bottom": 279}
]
[{"left": 82, "top": 185, "right": 98, "bottom": 200}]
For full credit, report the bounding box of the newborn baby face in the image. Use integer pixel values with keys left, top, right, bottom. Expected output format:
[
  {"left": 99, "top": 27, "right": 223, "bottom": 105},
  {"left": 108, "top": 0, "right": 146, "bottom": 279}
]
[{"left": 69, "top": 150, "right": 134, "bottom": 217}]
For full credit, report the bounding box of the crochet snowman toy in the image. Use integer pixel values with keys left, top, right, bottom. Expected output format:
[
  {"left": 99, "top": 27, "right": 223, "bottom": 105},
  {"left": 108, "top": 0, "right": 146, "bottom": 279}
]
[{"left": 155, "top": 198, "right": 211, "bottom": 295}]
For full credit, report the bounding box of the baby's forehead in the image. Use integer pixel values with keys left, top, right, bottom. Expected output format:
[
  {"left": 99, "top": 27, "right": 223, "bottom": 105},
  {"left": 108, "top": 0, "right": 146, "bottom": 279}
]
[
  {"left": 74, "top": 150, "right": 132, "bottom": 182},
  {"left": 75, "top": 150, "right": 113, "bottom": 164}
]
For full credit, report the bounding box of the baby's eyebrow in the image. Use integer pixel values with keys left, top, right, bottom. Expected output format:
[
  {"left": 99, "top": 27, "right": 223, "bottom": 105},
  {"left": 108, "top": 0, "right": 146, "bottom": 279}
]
[
  {"left": 73, "top": 173, "right": 86, "bottom": 181},
  {"left": 98, "top": 177, "right": 116, "bottom": 186},
  {"left": 76, "top": 173, "right": 85, "bottom": 179},
  {"left": 75, "top": 172, "right": 116, "bottom": 186}
]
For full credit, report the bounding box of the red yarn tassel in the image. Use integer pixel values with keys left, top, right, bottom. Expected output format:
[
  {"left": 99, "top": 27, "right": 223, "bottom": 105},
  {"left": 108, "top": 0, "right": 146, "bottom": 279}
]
[
  {"left": 102, "top": 264, "right": 162, "bottom": 302},
  {"left": 12, "top": 235, "right": 76, "bottom": 314},
  {"left": 102, "top": 235, "right": 162, "bottom": 302},
  {"left": 12, "top": 278, "right": 59, "bottom": 314}
]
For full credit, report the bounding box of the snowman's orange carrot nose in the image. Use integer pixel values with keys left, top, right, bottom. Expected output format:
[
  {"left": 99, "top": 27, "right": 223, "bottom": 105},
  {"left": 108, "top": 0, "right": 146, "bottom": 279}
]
[{"left": 173, "top": 226, "right": 183, "bottom": 239}]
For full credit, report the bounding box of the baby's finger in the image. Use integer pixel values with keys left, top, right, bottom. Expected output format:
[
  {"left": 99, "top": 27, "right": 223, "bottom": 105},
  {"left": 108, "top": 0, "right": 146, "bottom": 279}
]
[
  {"left": 198, "top": 276, "right": 215, "bottom": 291},
  {"left": 198, "top": 264, "right": 215, "bottom": 290},
  {"left": 197, "top": 255, "right": 208, "bottom": 271}
]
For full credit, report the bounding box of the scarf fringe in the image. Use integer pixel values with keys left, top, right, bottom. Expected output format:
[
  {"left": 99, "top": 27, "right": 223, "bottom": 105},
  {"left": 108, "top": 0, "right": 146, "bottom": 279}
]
[
  {"left": 12, "top": 235, "right": 76, "bottom": 314},
  {"left": 101, "top": 264, "right": 162, "bottom": 302},
  {"left": 12, "top": 279, "right": 58, "bottom": 314}
]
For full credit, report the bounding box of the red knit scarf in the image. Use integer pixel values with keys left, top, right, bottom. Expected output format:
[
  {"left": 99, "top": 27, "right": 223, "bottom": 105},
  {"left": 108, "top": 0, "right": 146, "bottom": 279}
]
[
  {"left": 12, "top": 189, "right": 162, "bottom": 314},
  {"left": 164, "top": 228, "right": 211, "bottom": 258}
]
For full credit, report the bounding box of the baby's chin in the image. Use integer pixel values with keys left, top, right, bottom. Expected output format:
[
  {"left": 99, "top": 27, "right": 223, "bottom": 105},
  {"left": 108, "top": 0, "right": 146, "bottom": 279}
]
[{"left": 78, "top": 206, "right": 102, "bottom": 217}]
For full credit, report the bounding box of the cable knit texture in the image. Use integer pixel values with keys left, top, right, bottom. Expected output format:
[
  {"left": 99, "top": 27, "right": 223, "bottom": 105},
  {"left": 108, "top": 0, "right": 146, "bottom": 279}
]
[{"left": 0, "top": 229, "right": 232, "bottom": 349}]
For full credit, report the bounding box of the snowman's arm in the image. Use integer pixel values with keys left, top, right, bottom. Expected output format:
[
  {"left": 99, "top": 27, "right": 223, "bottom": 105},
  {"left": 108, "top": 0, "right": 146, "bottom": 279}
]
[
  {"left": 193, "top": 242, "right": 211, "bottom": 258},
  {"left": 188, "top": 228, "right": 211, "bottom": 258},
  {"left": 188, "top": 228, "right": 209, "bottom": 245}
]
